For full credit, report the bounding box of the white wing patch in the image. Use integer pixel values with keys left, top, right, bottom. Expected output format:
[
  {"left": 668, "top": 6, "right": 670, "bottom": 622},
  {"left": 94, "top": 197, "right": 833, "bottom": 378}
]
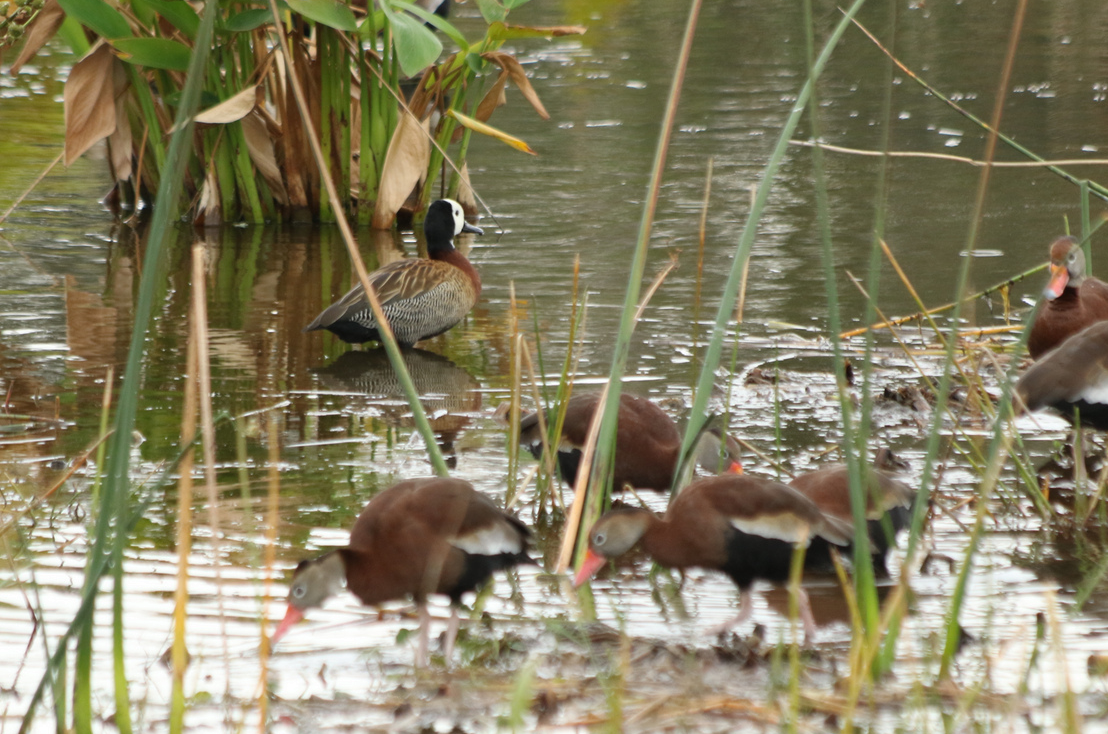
[
  {"left": 451, "top": 522, "right": 524, "bottom": 556},
  {"left": 729, "top": 514, "right": 812, "bottom": 545},
  {"left": 1076, "top": 380, "right": 1108, "bottom": 405}
]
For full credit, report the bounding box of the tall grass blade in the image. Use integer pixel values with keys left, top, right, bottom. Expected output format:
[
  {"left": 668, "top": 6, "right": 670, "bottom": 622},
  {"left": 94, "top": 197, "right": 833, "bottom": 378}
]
[
  {"left": 799, "top": 0, "right": 879, "bottom": 653},
  {"left": 19, "top": 1, "right": 221, "bottom": 730},
  {"left": 267, "top": 0, "right": 450, "bottom": 476},
  {"left": 169, "top": 334, "right": 198, "bottom": 733},
  {"left": 673, "top": 0, "right": 868, "bottom": 486},
  {"left": 572, "top": 0, "right": 702, "bottom": 570}
]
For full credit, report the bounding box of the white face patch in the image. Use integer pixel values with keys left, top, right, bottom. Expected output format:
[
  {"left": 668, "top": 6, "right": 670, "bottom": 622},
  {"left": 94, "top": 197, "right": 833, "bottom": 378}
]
[
  {"left": 729, "top": 514, "right": 812, "bottom": 545},
  {"left": 451, "top": 521, "right": 524, "bottom": 556},
  {"left": 445, "top": 198, "right": 465, "bottom": 236}
]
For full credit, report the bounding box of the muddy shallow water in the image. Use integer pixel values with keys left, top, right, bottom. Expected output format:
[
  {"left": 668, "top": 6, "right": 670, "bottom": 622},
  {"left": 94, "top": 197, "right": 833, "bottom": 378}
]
[{"left": 2, "top": 0, "right": 1108, "bottom": 731}]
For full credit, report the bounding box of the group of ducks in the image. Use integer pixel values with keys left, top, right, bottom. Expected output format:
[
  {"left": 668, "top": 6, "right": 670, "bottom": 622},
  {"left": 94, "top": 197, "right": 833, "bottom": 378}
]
[
  {"left": 273, "top": 200, "right": 937, "bottom": 664},
  {"left": 279, "top": 204, "right": 1105, "bottom": 665}
]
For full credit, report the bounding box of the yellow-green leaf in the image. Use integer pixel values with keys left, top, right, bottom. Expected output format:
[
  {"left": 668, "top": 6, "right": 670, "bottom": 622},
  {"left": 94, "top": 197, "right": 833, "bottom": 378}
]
[{"left": 448, "top": 109, "right": 535, "bottom": 155}]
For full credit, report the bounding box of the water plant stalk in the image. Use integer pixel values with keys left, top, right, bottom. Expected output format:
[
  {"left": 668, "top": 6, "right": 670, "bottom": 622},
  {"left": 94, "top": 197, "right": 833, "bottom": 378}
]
[
  {"left": 573, "top": 0, "right": 702, "bottom": 570},
  {"left": 267, "top": 0, "right": 450, "bottom": 476},
  {"left": 673, "top": 0, "right": 868, "bottom": 485},
  {"left": 19, "top": 0, "right": 220, "bottom": 729}
]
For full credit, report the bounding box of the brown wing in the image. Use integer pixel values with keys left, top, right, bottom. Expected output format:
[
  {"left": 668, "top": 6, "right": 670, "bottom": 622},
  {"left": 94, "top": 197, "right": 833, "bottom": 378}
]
[
  {"left": 673, "top": 474, "right": 852, "bottom": 546},
  {"left": 1018, "top": 321, "right": 1108, "bottom": 410},
  {"left": 789, "top": 466, "right": 914, "bottom": 522},
  {"left": 1080, "top": 277, "right": 1108, "bottom": 319},
  {"left": 400, "top": 477, "right": 530, "bottom": 556},
  {"left": 304, "top": 260, "right": 457, "bottom": 330}
]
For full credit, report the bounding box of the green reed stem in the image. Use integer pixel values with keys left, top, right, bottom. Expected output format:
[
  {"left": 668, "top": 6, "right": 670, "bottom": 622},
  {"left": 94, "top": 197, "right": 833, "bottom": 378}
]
[
  {"left": 19, "top": 2, "right": 219, "bottom": 731},
  {"left": 800, "top": 0, "right": 880, "bottom": 655},
  {"left": 268, "top": 0, "right": 449, "bottom": 476},
  {"left": 673, "top": 0, "right": 868, "bottom": 487},
  {"left": 915, "top": 0, "right": 1029, "bottom": 681},
  {"left": 575, "top": 0, "right": 703, "bottom": 568}
]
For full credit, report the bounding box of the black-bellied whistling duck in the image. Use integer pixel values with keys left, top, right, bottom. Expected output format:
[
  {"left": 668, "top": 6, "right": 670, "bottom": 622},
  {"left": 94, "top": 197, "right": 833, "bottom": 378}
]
[
  {"left": 786, "top": 450, "right": 915, "bottom": 573},
  {"left": 573, "top": 474, "right": 852, "bottom": 642},
  {"left": 1027, "top": 236, "right": 1108, "bottom": 359},
  {"left": 1017, "top": 321, "right": 1108, "bottom": 430},
  {"left": 304, "top": 199, "right": 483, "bottom": 346},
  {"left": 510, "top": 391, "right": 742, "bottom": 491},
  {"left": 271, "top": 477, "right": 531, "bottom": 666}
]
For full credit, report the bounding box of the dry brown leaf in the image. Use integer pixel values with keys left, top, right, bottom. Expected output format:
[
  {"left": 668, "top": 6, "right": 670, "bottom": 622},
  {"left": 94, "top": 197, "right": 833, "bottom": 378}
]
[
  {"left": 107, "top": 58, "right": 132, "bottom": 181},
  {"left": 11, "top": 0, "right": 66, "bottom": 74},
  {"left": 482, "top": 51, "right": 549, "bottom": 120},
  {"left": 64, "top": 44, "right": 119, "bottom": 166},
  {"left": 241, "top": 110, "right": 288, "bottom": 205},
  {"left": 194, "top": 166, "right": 221, "bottom": 228},
  {"left": 476, "top": 69, "right": 508, "bottom": 123},
  {"left": 371, "top": 111, "right": 430, "bottom": 229},
  {"left": 456, "top": 163, "right": 476, "bottom": 211},
  {"left": 194, "top": 86, "right": 257, "bottom": 125}
]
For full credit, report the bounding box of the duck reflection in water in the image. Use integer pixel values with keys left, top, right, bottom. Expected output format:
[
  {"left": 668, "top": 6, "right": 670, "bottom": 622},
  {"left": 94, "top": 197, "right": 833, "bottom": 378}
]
[{"left": 312, "top": 349, "right": 479, "bottom": 468}]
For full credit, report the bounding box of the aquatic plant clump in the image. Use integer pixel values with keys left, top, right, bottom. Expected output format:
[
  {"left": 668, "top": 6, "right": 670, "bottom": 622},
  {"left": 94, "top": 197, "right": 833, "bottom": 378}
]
[{"left": 2, "top": 0, "right": 582, "bottom": 225}]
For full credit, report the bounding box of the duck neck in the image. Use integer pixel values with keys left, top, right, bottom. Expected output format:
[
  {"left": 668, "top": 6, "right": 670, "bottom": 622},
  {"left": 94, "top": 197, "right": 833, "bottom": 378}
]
[
  {"left": 435, "top": 248, "right": 482, "bottom": 296},
  {"left": 637, "top": 514, "right": 692, "bottom": 570}
]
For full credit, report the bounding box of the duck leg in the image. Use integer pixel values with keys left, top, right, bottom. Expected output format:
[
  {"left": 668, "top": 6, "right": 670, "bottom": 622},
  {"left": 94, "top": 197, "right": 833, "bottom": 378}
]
[
  {"left": 416, "top": 603, "right": 431, "bottom": 667},
  {"left": 796, "top": 587, "right": 817, "bottom": 645},
  {"left": 708, "top": 587, "right": 755, "bottom": 636},
  {"left": 442, "top": 606, "right": 461, "bottom": 663}
]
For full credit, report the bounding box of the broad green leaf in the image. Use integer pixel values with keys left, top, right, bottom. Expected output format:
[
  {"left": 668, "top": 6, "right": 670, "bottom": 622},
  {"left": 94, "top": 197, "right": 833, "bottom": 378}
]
[
  {"left": 57, "top": 0, "right": 131, "bottom": 39},
  {"left": 387, "top": 11, "right": 441, "bottom": 78},
  {"left": 389, "top": 0, "right": 467, "bottom": 51},
  {"left": 286, "top": 0, "right": 357, "bottom": 32},
  {"left": 111, "top": 37, "right": 192, "bottom": 70},
  {"left": 502, "top": 0, "right": 530, "bottom": 8},
  {"left": 473, "top": 0, "right": 505, "bottom": 24},
  {"left": 464, "top": 51, "right": 487, "bottom": 75},
  {"left": 487, "top": 21, "right": 587, "bottom": 41},
  {"left": 225, "top": 8, "right": 272, "bottom": 32},
  {"left": 140, "top": 0, "right": 200, "bottom": 38},
  {"left": 448, "top": 109, "right": 535, "bottom": 155}
]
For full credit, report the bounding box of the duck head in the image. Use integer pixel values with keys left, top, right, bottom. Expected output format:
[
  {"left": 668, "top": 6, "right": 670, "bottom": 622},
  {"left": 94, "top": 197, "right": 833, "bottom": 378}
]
[
  {"left": 573, "top": 509, "right": 652, "bottom": 586},
  {"left": 425, "top": 199, "right": 483, "bottom": 252},
  {"left": 1045, "top": 236, "right": 1085, "bottom": 300},
  {"left": 271, "top": 552, "right": 346, "bottom": 645}
]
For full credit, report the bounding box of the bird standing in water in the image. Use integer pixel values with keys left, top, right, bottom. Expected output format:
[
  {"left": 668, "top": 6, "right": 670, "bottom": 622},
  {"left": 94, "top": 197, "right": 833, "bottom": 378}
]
[{"left": 304, "top": 199, "right": 483, "bottom": 347}]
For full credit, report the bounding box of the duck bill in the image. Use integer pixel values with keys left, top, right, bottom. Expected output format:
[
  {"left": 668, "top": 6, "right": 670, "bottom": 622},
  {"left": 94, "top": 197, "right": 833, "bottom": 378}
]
[
  {"left": 270, "top": 604, "right": 305, "bottom": 647},
  {"left": 573, "top": 549, "right": 608, "bottom": 587},
  {"left": 726, "top": 460, "right": 743, "bottom": 475},
  {"left": 462, "top": 222, "right": 484, "bottom": 236},
  {"left": 1044, "top": 264, "right": 1069, "bottom": 300}
]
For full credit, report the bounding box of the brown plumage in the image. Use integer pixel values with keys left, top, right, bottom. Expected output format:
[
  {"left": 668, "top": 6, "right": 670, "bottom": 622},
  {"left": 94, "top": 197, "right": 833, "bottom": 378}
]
[
  {"left": 787, "top": 451, "right": 915, "bottom": 573},
  {"left": 1027, "top": 236, "right": 1108, "bottom": 359},
  {"left": 515, "top": 391, "right": 742, "bottom": 492},
  {"left": 1017, "top": 321, "right": 1108, "bottom": 430},
  {"left": 271, "top": 477, "right": 531, "bottom": 665},
  {"left": 304, "top": 199, "right": 483, "bottom": 346},
  {"left": 574, "top": 474, "right": 852, "bottom": 642}
]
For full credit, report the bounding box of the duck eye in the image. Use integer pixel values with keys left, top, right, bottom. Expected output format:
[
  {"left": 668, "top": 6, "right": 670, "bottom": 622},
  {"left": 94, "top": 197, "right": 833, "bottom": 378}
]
[
  {"left": 593, "top": 532, "right": 606, "bottom": 547},
  {"left": 292, "top": 585, "right": 306, "bottom": 599}
]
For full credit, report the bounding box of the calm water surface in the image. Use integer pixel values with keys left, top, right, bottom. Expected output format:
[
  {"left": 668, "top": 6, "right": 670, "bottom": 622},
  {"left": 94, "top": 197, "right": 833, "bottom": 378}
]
[{"left": 1, "top": 0, "right": 1108, "bottom": 730}]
